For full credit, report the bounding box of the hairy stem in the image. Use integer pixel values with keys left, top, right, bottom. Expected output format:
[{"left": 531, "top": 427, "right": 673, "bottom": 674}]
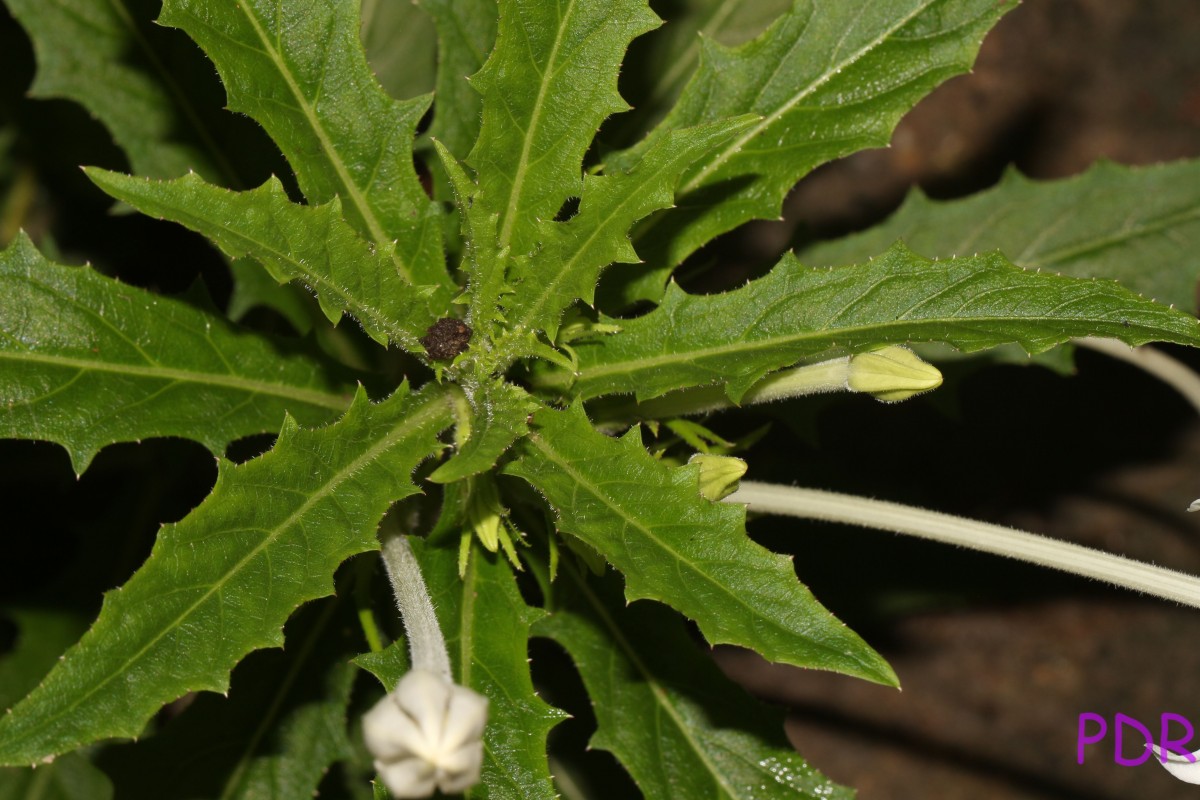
[
  {"left": 380, "top": 533, "right": 452, "bottom": 680},
  {"left": 593, "top": 346, "right": 940, "bottom": 428},
  {"left": 727, "top": 480, "right": 1200, "bottom": 608}
]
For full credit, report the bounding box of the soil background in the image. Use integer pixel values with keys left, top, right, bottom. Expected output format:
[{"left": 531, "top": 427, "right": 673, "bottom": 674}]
[
  {"left": 712, "top": 2, "right": 1200, "bottom": 798},
  {"left": 2, "top": 1, "right": 1200, "bottom": 799}
]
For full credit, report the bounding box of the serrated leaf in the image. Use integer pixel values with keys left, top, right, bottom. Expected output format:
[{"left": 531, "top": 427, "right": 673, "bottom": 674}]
[
  {"left": 5, "top": 0, "right": 231, "bottom": 181},
  {"left": 536, "top": 566, "right": 855, "bottom": 800},
  {"left": 0, "top": 611, "right": 113, "bottom": 799},
  {"left": 616, "top": 0, "right": 792, "bottom": 144},
  {"left": 159, "top": 0, "right": 449, "bottom": 290},
  {"left": 226, "top": 257, "right": 319, "bottom": 334},
  {"left": 0, "top": 610, "right": 87, "bottom": 718},
  {"left": 0, "top": 384, "right": 453, "bottom": 766},
  {"left": 414, "top": 540, "right": 567, "bottom": 800},
  {"left": 503, "top": 116, "right": 758, "bottom": 341},
  {"left": 566, "top": 244, "right": 1200, "bottom": 403},
  {"left": 0, "top": 753, "right": 113, "bottom": 800},
  {"left": 0, "top": 233, "right": 350, "bottom": 473},
  {"left": 361, "top": 0, "right": 437, "bottom": 102},
  {"left": 423, "top": 0, "right": 497, "bottom": 170},
  {"left": 435, "top": 141, "right": 508, "bottom": 336},
  {"left": 354, "top": 639, "right": 410, "bottom": 691},
  {"left": 86, "top": 170, "right": 440, "bottom": 351},
  {"left": 802, "top": 160, "right": 1200, "bottom": 314},
  {"left": 506, "top": 404, "right": 895, "bottom": 685},
  {"left": 466, "top": 0, "right": 660, "bottom": 256},
  {"left": 607, "top": 0, "right": 1013, "bottom": 306},
  {"left": 430, "top": 380, "right": 535, "bottom": 484},
  {"left": 95, "top": 598, "right": 356, "bottom": 800}
]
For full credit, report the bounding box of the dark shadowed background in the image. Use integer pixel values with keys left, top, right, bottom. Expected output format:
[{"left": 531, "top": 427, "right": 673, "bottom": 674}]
[{"left": 2, "top": 1, "right": 1200, "bottom": 798}]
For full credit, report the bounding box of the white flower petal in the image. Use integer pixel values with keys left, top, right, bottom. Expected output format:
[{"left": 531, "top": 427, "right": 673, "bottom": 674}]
[
  {"left": 439, "top": 686, "right": 489, "bottom": 751},
  {"left": 378, "top": 757, "right": 439, "bottom": 799},
  {"left": 363, "top": 696, "right": 423, "bottom": 761},
  {"left": 436, "top": 742, "right": 485, "bottom": 794},
  {"left": 395, "top": 669, "right": 452, "bottom": 748},
  {"left": 364, "top": 669, "right": 489, "bottom": 798},
  {"left": 436, "top": 740, "right": 483, "bottom": 775},
  {"left": 1149, "top": 744, "right": 1200, "bottom": 784}
]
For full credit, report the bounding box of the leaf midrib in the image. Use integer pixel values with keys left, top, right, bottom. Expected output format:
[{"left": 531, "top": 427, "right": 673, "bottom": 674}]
[
  {"left": 235, "top": 4, "right": 413, "bottom": 283},
  {"left": 217, "top": 598, "right": 340, "bottom": 800},
  {"left": 0, "top": 389, "right": 452, "bottom": 754},
  {"left": 569, "top": 566, "right": 740, "bottom": 798},
  {"left": 511, "top": 153, "right": 682, "bottom": 332},
  {"left": 0, "top": 349, "right": 349, "bottom": 411},
  {"left": 1024, "top": 205, "right": 1200, "bottom": 268},
  {"left": 526, "top": 432, "right": 851, "bottom": 667},
  {"left": 151, "top": 194, "right": 411, "bottom": 345},
  {"left": 496, "top": 0, "right": 578, "bottom": 249},
  {"left": 572, "top": 309, "right": 1189, "bottom": 388},
  {"left": 679, "top": 0, "right": 935, "bottom": 195}
]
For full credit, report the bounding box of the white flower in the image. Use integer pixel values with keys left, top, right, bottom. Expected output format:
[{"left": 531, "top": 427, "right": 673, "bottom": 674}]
[
  {"left": 364, "top": 668, "right": 489, "bottom": 798},
  {"left": 1149, "top": 744, "right": 1200, "bottom": 784}
]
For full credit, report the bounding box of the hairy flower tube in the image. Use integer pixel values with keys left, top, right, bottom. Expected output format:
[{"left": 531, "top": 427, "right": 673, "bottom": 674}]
[
  {"left": 365, "top": 533, "right": 488, "bottom": 798},
  {"left": 727, "top": 482, "right": 1200, "bottom": 608},
  {"left": 593, "top": 345, "right": 943, "bottom": 428}
]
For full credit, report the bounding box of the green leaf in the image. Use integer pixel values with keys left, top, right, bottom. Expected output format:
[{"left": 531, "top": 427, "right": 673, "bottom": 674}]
[
  {"left": 159, "top": 0, "right": 449, "bottom": 290},
  {"left": 0, "top": 610, "right": 87, "bottom": 718},
  {"left": 95, "top": 598, "right": 356, "bottom": 800},
  {"left": 86, "top": 170, "right": 440, "bottom": 351},
  {"left": 607, "top": 0, "right": 1014, "bottom": 305},
  {"left": 0, "top": 384, "right": 453, "bottom": 765},
  {"left": 424, "top": 0, "right": 497, "bottom": 167},
  {"left": 801, "top": 160, "right": 1200, "bottom": 314},
  {"left": 536, "top": 566, "right": 855, "bottom": 800},
  {"left": 565, "top": 244, "right": 1200, "bottom": 403},
  {"left": 0, "top": 753, "right": 113, "bottom": 800},
  {"left": 429, "top": 380, "right": 535, "bottom": 484},
  {"left": 616, "top": 0, "right": 792, "bottom": 144},
  {"left": 226, "top": 257, "right": 319, "bottom": 334},
  {"left": 506, "top": 404, "right": 896, "bottom": 685},
  {"left": 503, "top": 116, "right": 758, "bottom": 341},
  {"left": 361, "top": 0, "right": 437, "bottom": 102},
  {"left": 0, "top": 612, "right": 112, "bottom": 797},
  {"left": 435, "top": 141, "right": 508, "bottom": 337},
  {"left": 467, "top": 0, "right": 660, "bottom": 256},
  {"left": 353, "top": 639, "right": 410, "bottom": 691},
  {"left": 5, "top": 0, "right": 229, "bottom": 181},
  {"left": 0, "top": 233, "right": 350, "bottom": 473},
  {"left": 414, "top": 540, "right": 567, "bottom": 800}
]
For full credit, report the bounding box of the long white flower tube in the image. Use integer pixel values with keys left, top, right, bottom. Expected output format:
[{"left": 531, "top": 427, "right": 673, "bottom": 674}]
[
  {"left": 726, "top": 481, "right": 1200, "bottom": 608},
  {"left": 593, "top": 346, "right": 942, "bottom": 431},
  {"left": 364, "top": 534, "right": 488, "bottom": 798}
]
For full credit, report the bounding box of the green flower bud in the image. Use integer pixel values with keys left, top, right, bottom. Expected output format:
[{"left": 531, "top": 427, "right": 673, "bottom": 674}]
[
  {"left": 846, "top": 346, "right": 942, "bottom": 402},
  {"left": 689, "top": 453, "right": 748, "bottom": 501}
]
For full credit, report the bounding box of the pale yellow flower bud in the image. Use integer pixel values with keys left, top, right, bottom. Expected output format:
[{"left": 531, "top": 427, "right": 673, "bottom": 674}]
[
  {"left": 846, "top": 346, "right": 942, "bottom": 402},
  {"left": 689, "top": 454, "right": 747, "bottom": 501}
]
